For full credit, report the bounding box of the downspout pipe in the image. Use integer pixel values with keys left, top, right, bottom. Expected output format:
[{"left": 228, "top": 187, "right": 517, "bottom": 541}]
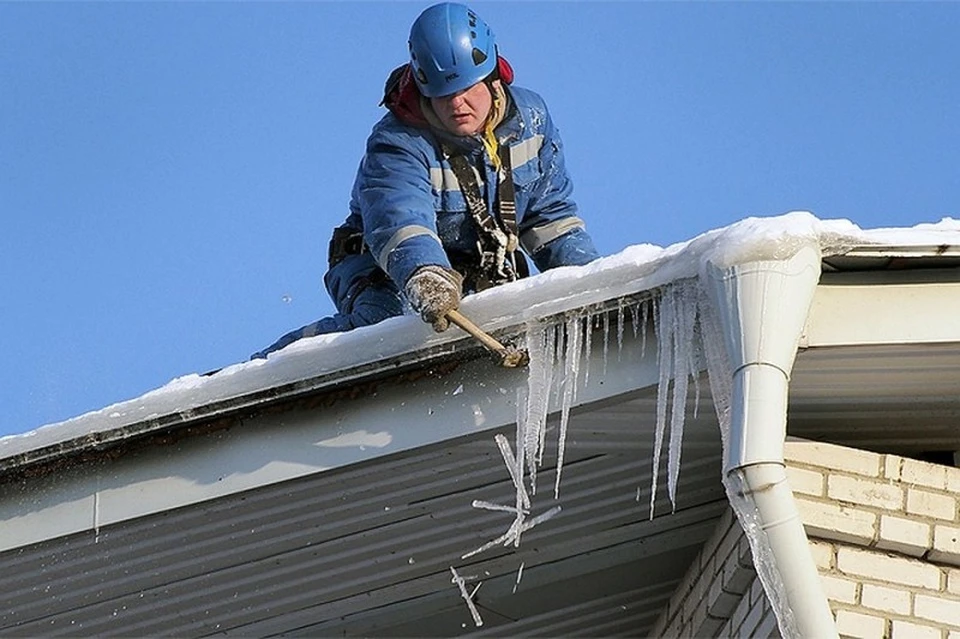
[{"left": 703, "top": 243, "right": 838, "bottom": 639}]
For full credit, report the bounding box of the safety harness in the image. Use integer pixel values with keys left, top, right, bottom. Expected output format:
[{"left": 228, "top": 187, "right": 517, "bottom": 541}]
[{"left": 443, "top": 143, "right": 529, "bottom": 292}]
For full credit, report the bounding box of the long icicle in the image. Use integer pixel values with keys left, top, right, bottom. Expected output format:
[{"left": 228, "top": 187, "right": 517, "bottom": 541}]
[
  {"left": 650, "top": 287, "right": 674, "bottom": 519},
  {"left": 555, "top": 316, "right": 582, "bottom": 499}
]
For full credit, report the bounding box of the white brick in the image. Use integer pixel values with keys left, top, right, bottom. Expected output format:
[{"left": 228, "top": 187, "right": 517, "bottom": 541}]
[
  {"left": 860, "top": 583, "right": 911, "bottom": 615},
  {"left": 884, "top": 455, "right": 905, "bottom": 481},
  {"left": 785, "top": 441, "right": 880, "bottom": 476},
  {"left": 737, "top": 536, "right": 754, "bottom": 568},
  {"left": 891, "top": 620, "right": 943, "bottom": 639},
  {"left": 690, "top": 598, "right": 708, "bottom": 637},
  {"left": 835, "top": 609, "right": 886, "bottom": 639},
  {"left": 699, "top": 614, "right": 725, "bottom": 638},
  {"left": 730, "top": 589, "right": 751, "bottom": 634},
  {"left": 755, "top": 608, "right": 779, "bottom": 639},
  {"left": 798, "top": 498, "right": 877, "bottom": 545},
  {"left": 876, "top": 514, "right": 932, "bottom": 557},
  {"left": 809, "top": 540, "right": 835, "bottom": 570},
  {"left": 908, "top": 488, "right": 958, "bottom": 521},
  {"left": 738, "top": 598, "right": 764, "bottom": 638},
  {"left": 837, "top": 547, "right": 941, "bottom": 590},
  {"left": 787, "top": 465, "right": 825, "bottom": 497},
  {"left": 820, "top": 574, "right": 858, "bottom": 604},
  {"left": 708, "top": 573, "right": 740, "bottom": 618},
  {"left": 948, "top": 467, "right": 960, "bottom": 494},
  {"left": 711, "top": 522, "right": 742, "bottom": 570},
  {"left": 723, "top": 553, "right": 754, "bottom": 595},
  {"left": 931, "top": 525, "right": 960, "bottom": 566},
  {"left": 899, "top": 457, "right": 949, "bottom": 490},
  {"left": 828, "top": 474, "right": 904, "bottom": 510},
  {"left": 948, "top": 568, "right": 960, "bottom": 596},
  {"left": 915, "top": 592, "right": 960, "bottom": 626}
]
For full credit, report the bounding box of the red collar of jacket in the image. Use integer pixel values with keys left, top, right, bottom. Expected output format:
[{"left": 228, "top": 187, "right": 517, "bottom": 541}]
[{"left": 380, "top": 56, "right": 515, "bottom": 129}]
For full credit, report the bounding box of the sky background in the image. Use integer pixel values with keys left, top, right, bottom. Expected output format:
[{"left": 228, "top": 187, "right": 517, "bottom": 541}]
[{"left": 1, "top": 1, "right": 958, "bottom": 438}]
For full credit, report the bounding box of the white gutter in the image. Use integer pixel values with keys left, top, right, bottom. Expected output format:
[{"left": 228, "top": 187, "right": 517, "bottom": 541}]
[{"left": 703, "top": 243, "right": 838, "bottom": 639}]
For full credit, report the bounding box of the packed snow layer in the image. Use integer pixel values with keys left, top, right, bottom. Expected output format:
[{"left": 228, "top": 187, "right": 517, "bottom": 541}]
[{"left": 3, "top": 212, "right": 960, "bottom": 462}]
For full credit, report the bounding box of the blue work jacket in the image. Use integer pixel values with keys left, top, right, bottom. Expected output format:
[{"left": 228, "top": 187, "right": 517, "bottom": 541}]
[{"left": 338, "top": 77, "right": 599, "bottom": 292}]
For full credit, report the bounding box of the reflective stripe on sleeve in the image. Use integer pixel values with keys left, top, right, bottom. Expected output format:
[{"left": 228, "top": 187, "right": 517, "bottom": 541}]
[
  {"left": 429, "top": 167, "right": 461, "bottom": 193},
  {"left": 376, "top": 225, "right": 442, "bottom": 270},
  {"left": 509, "top": 134, "right": 544, "bottom": 170},
  {"left": 520, "top": 217, "right": 586, "bottom": 255}
]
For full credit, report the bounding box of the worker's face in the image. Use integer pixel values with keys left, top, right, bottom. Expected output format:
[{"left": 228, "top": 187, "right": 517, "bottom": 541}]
[{"left": 430, "top": 80, "right": 497, "bottom": 136}]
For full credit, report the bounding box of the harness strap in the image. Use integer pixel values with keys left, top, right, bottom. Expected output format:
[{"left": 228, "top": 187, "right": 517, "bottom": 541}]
[
  {"left": 443, "top": 143, "right": 528, "bottom": 290},
  {"left": 498, "top": 145, "right": 529, "bottom": 279},
  {"left": 497, "top": 145, "right": 518, "bottom": 240}
]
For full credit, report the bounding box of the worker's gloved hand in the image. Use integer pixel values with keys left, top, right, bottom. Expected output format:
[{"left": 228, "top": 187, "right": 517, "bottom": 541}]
[{"left": 404, "top": 265, "right": 463, "bottom": 332}]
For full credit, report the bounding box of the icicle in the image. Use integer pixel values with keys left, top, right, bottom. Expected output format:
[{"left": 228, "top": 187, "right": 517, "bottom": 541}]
[
  {"left": 555, "top": 315, "right": 583, "bottom": 499},
  {"left": 472, "top": 500, "right": 522, "bottom": 514},
  {"left": 512, "top": 561, "right": 525, "bottom": 594},
  {"left": 512, "top": 411, "right": 528, "bottom": 547},
  {"left": 698, "top": 287, "right": 732, "bottom": 453},
  {"left": 540, "top": 325, "right": 559, "bottom": 467},
  {"left": 523, "top": 324, "right": 556, "bottom": 494},
  {"left": 689, "top": 317, "right": 703, "bottom": 420},
  {"left": 650, "top": 287, "right": 675, "bottom": 519},
  {"left": 583, "top": 315, "right": 593, "bottom": 387},
  {"left": 629, "top": 302, "right": 640, "bottom": 339},
  {"left": 602, "top": 310, "right": 610, "bottom": 376},
  {"left": 461, "top": 505, "right": 561, "bottom": 559},
  {"left": 667, "top": 281, "right": 699, "bottom": 510},
  {"left": 523, "top": 505, "right": 561, "bottom": 529},
  {"left": 495, "top": 434, "right": 530, "bottom": 511},
  {"left": 450, "top": 567, "right": 484, "bottom": 627},
  {"left": 462, "top": 527, "right": 516, "bottom": 559},
  {"left": 616, "top": 299, "right": 625, "bottom": 358},
  {"left": 640, "top": 298, "right": 650, "bottom": 357}
]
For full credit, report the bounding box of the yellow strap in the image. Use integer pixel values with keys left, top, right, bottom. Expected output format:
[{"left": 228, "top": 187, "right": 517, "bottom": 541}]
[{"left": 482, "top": 121, "right": 501, "bottom": 172}]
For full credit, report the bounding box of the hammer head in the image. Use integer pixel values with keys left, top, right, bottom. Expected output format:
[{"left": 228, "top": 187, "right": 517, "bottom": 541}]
[{"left": 498, "top": 345, "right": 530, "bottom": 368}]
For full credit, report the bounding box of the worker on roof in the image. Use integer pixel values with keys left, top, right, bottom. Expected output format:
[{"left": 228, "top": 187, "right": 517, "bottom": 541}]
[{"left": 252, "top": 1, "right": 599, "bottom": 359}]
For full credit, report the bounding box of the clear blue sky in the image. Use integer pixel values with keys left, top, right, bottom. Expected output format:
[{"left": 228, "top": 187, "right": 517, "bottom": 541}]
[{"left": 1, "top": 1, "right": 958, "bottom": 438}]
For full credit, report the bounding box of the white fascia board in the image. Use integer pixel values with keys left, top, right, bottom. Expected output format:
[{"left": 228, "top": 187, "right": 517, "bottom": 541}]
[{"left": 804, "top": 277, "right": 960, "bottom": 347}]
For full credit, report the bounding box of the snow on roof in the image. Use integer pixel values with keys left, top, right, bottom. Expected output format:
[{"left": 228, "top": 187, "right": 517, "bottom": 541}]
[{"left": 3, "top": 212, "right": 959, "bottom": 464}]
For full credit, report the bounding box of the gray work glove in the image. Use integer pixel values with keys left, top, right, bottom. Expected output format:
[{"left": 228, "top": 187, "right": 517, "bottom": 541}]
[{"left": 404, "top": 265, "right": 463, "bottom": 332}]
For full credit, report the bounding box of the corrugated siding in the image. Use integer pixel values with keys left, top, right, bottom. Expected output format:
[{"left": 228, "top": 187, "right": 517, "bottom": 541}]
[{"left": 0, "top": 387, "right": 727, "bottom": 637}]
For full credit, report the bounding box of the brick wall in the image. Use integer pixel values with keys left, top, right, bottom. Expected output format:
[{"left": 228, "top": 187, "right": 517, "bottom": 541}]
[
  {"left": 788, "top": 440, "right": 960, "bottom": 639},
  {"left": 650, "top": 441, "right": 960, "bottom": 638},
  {"left": 648, "top": 509, "right": 779, "bottom": 638}
]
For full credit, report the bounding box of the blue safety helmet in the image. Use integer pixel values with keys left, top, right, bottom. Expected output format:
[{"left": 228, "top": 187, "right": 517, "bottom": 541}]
[{"left": 408, "top": 3, "right": 497, "bottom": 98}]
